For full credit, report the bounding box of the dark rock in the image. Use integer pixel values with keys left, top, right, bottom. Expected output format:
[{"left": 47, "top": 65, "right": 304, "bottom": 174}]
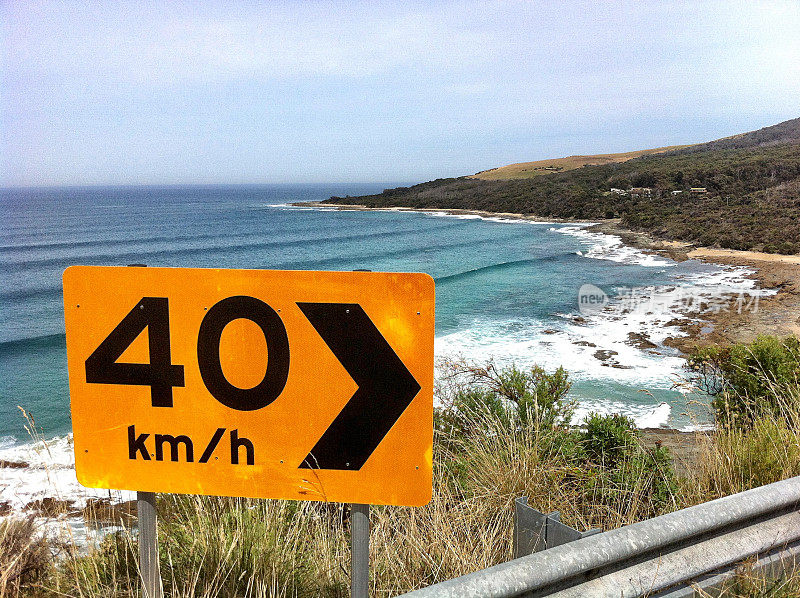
[
  {"left": 25, "top": 497, "right": 77, "bottom": 517},
  {"left": 593, "top": 349, "right": 619, "bottom": 362},
  {"left": 0, "top": 459, "right": 29, "bottom": 469},
  {"left": 627, "top": 331, "right": 658, "bottom": 349},
  {"left": 665, "top": 318, "right": 692, "bottom": 327}
]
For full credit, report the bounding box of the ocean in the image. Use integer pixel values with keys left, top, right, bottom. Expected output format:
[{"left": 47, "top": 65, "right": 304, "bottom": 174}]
[{"left": 0, "top": 184, "right": 768, "bottom": 514}]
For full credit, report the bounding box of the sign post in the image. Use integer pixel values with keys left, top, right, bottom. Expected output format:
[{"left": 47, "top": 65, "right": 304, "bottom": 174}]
[
  {"left": 351, "top": 503, "right": 370, "bottom": 598},
  {"left": 137, "top": 491, "right": 162, "bottom": 598},
  {"left": 126, "top": 264, "right": 163, "bottom": 598},
  {"left": 63, "top": 266, "right": 435, "bottom": 594}
]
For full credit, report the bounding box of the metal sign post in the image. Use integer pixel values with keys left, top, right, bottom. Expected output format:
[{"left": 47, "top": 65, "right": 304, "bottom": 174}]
[
  {"left": 126, "top": 266, "right": 164, "bottom": 598},
  {"left": 351, "top": 503, "right": 370, "bottom": 598},
  {"left": 137, "top": 491, "right": 162, "bottom": 598}
]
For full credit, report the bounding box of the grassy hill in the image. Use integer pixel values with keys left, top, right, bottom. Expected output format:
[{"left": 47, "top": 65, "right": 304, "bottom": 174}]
[
  {"left": 326, "top": 118, "right": 800, "bottom": 254},
  {"left": 470, "top": 146, "right": 690, "bottom": 180}
]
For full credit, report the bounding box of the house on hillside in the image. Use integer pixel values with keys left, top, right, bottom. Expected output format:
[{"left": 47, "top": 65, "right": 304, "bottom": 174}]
[
  {"left": 610, "top": 188, "right": 628, "bottom": 195},
  {"left": 629, "top": 187, "right": 653, "bottom": 199},
  {"left": 690, "top": 187, "right": 708, "bottom": 194}
]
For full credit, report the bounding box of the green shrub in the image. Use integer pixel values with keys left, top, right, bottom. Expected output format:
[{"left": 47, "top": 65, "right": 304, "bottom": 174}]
[
  {"left": 689, "top": 336, "right": 800, "bottom": 428},
  {"left": 436, "top": 363, "right": 678, "bottom": 522},
  {"left": 581, "top": 412, "right": 637, "bottom": 469},
  {"left": 435, "top": 361, "right": 573, "bottom": 438},
  {"left": 574, "top": 413, "right": 678, "bottom": 517}
]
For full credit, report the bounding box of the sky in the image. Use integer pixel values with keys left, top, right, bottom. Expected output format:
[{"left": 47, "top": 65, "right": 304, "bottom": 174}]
[{"left": 2, "top": 0, "right": 800, "bottom": 187}]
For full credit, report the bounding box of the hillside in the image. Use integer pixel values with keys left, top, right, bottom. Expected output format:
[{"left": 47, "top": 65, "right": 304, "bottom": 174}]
[
  {"left": 470, "top": 146, "right": 689, "bottom": 180},
  {"left": 326, "top": 118, "right": 800, "bottom": 254}
]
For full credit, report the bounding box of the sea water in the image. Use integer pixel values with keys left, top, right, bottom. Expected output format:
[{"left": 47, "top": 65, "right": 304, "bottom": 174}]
[{"left": 0, "top": 184, "right": 768, "bottom": 512}]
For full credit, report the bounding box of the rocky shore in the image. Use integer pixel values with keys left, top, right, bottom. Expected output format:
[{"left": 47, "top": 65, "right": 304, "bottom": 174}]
[
  {"left": 589, "top": 220, "right": 800, "bottom": 352},
  {"left": 300, "top": 201, "right": 800, "bottom": 475}
]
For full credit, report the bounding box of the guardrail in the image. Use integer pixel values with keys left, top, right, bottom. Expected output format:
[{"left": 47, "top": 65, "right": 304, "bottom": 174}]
[{"left": 399, "top": 476, "right": 800, "bottom": 597}]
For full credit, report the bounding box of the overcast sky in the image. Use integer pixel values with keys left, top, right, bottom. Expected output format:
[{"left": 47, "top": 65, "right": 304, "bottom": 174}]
[{"left": 2, "top": 0, "right": 799, "bottom": 187}]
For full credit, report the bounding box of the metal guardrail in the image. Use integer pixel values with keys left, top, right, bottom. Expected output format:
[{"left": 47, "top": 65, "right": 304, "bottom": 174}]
[{"left": 399, "top": 476, "right": 800, "bottom": 597}]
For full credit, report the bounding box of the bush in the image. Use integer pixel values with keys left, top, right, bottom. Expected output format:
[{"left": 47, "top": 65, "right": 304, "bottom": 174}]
[
  {"left": 435, "top": 360, "right": 573, "bottom": 438},
  {"left": 581, "top": 412, "right": 638, "bottom": 469},
  {"left": 436, "top": 362, "right": 678, "bottom": 525},
  {"left": 574, "top": 413, "right": 678, "bottom": 518},
  {"left": 689, "top": 336, "right": 800, "bottom": 428}
]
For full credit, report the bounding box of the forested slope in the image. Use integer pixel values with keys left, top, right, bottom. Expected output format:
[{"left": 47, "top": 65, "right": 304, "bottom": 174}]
[{"left": 327, "top": 118, "right": 800, "bottom": 253}]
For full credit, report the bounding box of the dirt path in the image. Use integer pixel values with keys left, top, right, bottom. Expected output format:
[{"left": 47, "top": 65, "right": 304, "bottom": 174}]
[{"left": 639, "top": 428, "right": 710, "bottom": 478}]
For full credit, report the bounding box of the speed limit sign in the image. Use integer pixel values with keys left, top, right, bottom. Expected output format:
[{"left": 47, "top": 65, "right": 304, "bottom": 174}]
[{"left": 63, "top": 266, "right": 434, "bottom": 506}]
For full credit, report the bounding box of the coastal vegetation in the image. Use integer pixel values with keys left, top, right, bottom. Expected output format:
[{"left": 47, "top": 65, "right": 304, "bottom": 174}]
[
  {"left": 4, "top": 337, "right": 800, "bottom": 597},
  {"left": 690, "top": 336, "right": 800, "bottom": 428},
  {"left": 325, "top": 118, "right": 800, "bottom": 254}
]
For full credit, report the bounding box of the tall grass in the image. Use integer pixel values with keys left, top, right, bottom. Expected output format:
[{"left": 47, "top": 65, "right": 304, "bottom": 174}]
[
  {"left": 698, "top": 563, "right": 800, "bottom": 598},
  {"left": 0, "top": 518, "right": 53, "bottom": 596},
  {"left": 4, "top": 352, "right": 800, "bottom": 597}
]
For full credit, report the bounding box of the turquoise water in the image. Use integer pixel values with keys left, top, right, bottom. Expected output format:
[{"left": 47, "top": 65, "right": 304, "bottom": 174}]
[{"left": 0, "top": 184, "right": 753, "bottom": 447}]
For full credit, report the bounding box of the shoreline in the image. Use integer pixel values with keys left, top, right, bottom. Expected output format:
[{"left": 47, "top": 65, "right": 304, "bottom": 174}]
[
  {"left": 589, "top": 220, "right": 800, "bottom": 351},
  {"left": 300, "top": 201, "right": 598, "bottom": 223},
  {"left": 304, "top": 202, "right": 800, "bottom": 351}
]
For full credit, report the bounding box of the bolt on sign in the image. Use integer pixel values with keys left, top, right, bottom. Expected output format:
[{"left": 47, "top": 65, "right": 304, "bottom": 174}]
[{"left": 63, "top": 266, "right": 434, "bottom": 506}]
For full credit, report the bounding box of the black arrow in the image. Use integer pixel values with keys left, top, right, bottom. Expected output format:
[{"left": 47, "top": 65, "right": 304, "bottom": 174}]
[{"left": 296, "top": 302, "right": 421, "bottom": 470}]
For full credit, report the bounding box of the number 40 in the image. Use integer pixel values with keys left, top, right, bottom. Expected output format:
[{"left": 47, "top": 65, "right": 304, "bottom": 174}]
[{"left": 85, "top": 296, "right": 290, "bottom": 411}]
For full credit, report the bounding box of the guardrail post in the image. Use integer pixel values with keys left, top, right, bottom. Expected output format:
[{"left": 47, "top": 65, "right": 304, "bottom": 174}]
[
  {"left": 351, "top": 503, "right": 370, "bottom": 598},
  {"left": 514, "top": 497, "right": 600, "bottom": 558},
  {"left": 514, "top": 497, "right": 547, "bottom": 558},
  {"left": 137, "top": 491, "right": 162, "bottom": 598}
]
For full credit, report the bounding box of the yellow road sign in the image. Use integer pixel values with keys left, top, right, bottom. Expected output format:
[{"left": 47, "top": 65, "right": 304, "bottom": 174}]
[{"left": 63, "top": 266, "right": 434, "bottom": 506}]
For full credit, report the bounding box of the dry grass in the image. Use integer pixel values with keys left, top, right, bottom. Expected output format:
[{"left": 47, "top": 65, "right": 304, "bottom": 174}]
[
  {"left": 686, "top": 415, "right": 800, "bottom": 502},
  {"left": 469, "top": 146, "right": 690, "bottom": 180},
  {"left": 696, "top": 561, "right": 800, "bottom": 597},
  {"left": 0, "top": 518, "right": 53, "bottom": 596},
  {"left": 682, "top": 376, "right": 800, "bottom": 503},
  {"left": 5, "top": 416, "right": 682, "bottom": 596}
]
